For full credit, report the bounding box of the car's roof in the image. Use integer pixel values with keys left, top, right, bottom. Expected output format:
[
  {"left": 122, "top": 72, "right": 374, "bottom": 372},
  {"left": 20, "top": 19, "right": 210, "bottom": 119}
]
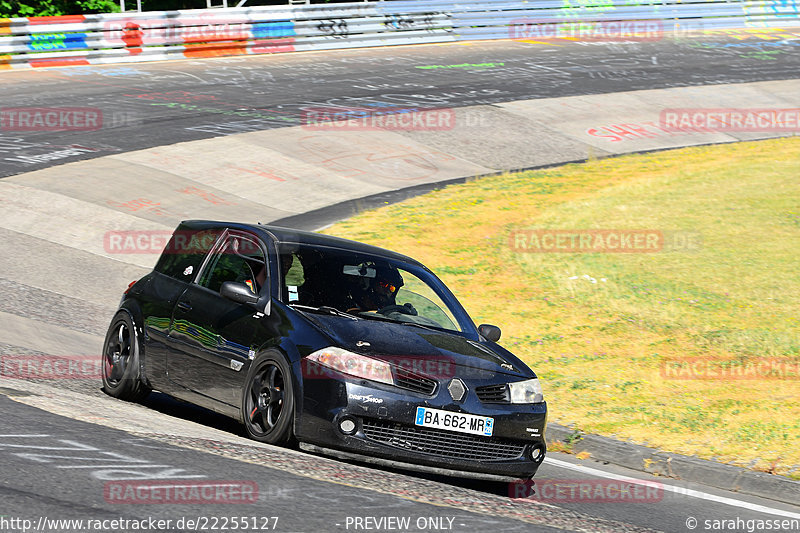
[{"left": 178, "top": 220, "right": 424, "bottom": 267}]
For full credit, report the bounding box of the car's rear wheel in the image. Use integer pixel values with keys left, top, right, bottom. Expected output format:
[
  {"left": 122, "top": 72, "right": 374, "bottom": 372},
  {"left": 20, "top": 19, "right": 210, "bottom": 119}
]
[
  {"left": 102, "top": 311, "right": 151, "bottom": 402},
  {"left": 242, "top": 352, "right": 295, "bottom": 445}
]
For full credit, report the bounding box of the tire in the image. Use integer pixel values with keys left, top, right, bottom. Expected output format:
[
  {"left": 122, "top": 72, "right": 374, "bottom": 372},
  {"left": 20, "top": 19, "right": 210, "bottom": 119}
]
[
  {"left": 102, "top": 311, "right": 151, "bottom": 402},
  {"left": 242, "top": 352, "right": 295, "bottom": 446}
]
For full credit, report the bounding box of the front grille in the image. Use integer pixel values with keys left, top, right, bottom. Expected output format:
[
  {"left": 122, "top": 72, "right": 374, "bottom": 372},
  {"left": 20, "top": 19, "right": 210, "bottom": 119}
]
[
  {"left": 476, "top": 384, "right": 509, "bottom": 403},
  {"left": 394, "top": 367, "right": 437, "bottom": 395},
  {"left": 362, "top": 419, "right": 526, "bottom": 461}
]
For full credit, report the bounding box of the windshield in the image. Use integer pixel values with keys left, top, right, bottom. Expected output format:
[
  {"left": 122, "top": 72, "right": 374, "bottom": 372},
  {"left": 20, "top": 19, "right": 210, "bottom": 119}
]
[{"left": 277, "top": 243, "right": 467, "bottom": 333}]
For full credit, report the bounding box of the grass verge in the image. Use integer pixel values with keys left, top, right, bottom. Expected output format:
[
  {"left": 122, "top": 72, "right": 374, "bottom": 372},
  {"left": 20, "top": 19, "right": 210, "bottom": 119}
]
[{"left": 323, "top": 137, "right": 800, "bottom": 479}]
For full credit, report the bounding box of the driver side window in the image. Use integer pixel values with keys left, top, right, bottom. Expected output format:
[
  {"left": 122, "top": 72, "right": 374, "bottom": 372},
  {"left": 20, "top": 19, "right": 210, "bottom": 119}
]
[{"left": 199, "top": 234, "right": 266, "bottom": 295}]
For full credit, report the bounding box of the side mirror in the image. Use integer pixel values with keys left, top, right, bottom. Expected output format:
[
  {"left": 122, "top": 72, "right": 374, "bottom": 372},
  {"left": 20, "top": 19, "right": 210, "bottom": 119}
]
[
  {"left": 220, "top": 281, "right": 260, "bottom": 306},
  {"left": 478, "top": 324, "right": 501, "bottom": 342}
]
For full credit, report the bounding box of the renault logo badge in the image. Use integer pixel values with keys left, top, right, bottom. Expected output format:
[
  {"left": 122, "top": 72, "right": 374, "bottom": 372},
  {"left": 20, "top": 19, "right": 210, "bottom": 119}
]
[{"left": 447, "top": 378, "right": 466, "bottom": 402}]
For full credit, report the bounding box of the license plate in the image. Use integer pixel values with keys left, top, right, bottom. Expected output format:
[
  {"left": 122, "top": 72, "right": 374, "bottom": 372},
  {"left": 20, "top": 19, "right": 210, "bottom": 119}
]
[{"left": 414, "top": 407, "right": 494, "bottom": 437}]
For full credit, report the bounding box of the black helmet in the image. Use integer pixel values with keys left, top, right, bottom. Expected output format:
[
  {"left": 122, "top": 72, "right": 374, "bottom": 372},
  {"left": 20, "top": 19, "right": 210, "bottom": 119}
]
[{"left": 375, "top": 265, "right": 403, "bottom": 293}]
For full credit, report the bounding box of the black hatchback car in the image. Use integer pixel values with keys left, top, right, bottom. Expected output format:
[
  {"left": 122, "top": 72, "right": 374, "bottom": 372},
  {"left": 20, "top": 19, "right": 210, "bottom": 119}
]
[{"left": 102, "top": 221, "right": 547, "bottom": 480}]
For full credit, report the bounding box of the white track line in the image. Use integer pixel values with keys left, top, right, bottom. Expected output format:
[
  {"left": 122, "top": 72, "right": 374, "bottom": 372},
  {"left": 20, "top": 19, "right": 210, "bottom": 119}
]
[{"left": 544, "top": 457, "right": 800, "bottom": 519}]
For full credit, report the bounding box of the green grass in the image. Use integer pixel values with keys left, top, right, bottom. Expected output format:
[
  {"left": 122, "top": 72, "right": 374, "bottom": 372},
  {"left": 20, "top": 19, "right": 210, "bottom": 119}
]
[{"left": 324, "top": 137, "right": 800, "bottom": 479}]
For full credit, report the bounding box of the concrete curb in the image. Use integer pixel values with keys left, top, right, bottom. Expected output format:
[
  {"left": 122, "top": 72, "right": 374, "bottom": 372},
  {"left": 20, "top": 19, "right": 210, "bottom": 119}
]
[
  {"left": 547, "top": 423, "right": 800, "bottom": 506},
  {"left": 270, "top": 137, "right": 779, "bottom": 232},
  {"left": 269, "top": 158, "right": 591, "bottom": 231}
]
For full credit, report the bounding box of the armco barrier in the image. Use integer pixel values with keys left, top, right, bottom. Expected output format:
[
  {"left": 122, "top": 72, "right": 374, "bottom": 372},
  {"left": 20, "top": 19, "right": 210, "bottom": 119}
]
[{"left": 0, "top": 0, "right": 798, "bottom": 68}]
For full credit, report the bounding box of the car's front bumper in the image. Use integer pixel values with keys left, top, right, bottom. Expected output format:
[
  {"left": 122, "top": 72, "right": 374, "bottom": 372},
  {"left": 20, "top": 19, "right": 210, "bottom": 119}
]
[{"left": 297, "top": 378, "right": 548, "bottom": 478}]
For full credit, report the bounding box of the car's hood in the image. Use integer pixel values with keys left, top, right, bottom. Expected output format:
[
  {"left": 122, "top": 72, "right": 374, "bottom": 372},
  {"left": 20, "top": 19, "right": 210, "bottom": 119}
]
[{"left": 301, "top": 313, "right": 532, "bottom": 380}]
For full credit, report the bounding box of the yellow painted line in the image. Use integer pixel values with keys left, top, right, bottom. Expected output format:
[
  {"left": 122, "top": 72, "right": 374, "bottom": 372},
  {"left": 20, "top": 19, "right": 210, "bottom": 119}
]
[
  {"left": 0, "top": 55, "right": 12, "bottom": 69},
  {"left": 0, "top": 19, "right": 11, "bottom": 35}
]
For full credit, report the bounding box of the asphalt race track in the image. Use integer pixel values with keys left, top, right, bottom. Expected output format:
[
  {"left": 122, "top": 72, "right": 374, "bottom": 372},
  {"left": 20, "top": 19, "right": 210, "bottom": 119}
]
[
  {"left": 2, "top": 31, "right": 800, "bottom": 533},
  {"left": 4, "top": 380, "right": 800, "bottom": 533},
  {"left": 2, "top": 34, "right": 800, "bottom": 177}
]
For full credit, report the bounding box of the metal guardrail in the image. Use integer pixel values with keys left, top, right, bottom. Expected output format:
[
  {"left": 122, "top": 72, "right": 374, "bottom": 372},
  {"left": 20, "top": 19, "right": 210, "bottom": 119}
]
[{"left": 0, "top": 0, "right": 798, "bottom": 69}]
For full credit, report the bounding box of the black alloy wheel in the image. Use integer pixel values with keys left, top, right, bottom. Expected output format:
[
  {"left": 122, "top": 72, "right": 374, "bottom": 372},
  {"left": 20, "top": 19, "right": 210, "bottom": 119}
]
[
  {"left": 243, "top": 353, "right": 295, "bottom": 445},
  {"left": 101, "top": 311, "right": 150, "bottom": 401}
]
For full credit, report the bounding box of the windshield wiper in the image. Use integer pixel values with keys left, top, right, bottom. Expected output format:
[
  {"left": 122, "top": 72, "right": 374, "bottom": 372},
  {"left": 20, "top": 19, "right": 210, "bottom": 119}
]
[
  {"left": 360, "top": 312, "right": 443, "bottom": 331},
  {"left": 400, "top": 321, "right": 443, "bottom": 333},
  {"left": 290, "top": 304, "right": 360, "bottom": 321}
]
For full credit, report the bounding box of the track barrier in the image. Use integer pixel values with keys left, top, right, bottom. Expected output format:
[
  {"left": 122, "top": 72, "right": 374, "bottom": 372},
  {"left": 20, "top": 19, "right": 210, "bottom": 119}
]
[{"left": 0, "top": 0, "right": 798, "bottom": 68}]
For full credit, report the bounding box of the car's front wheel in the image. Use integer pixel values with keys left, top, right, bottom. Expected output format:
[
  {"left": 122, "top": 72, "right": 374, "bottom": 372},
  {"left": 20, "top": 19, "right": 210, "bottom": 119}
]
[
  {"left": 102, "top": 311, "right": 151, "bottom": 402},
  {"left": 242, "top": 352, "right": 295, "bottom": 445}
]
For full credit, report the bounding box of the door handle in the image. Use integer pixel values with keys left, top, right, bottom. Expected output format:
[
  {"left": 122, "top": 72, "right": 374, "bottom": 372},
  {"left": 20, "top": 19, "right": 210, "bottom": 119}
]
[{"left": 177, "top": 301, "right": 192, "bottom": 312}]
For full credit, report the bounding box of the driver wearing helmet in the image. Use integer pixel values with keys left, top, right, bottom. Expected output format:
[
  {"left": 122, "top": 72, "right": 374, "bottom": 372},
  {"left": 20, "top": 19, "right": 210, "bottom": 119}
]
[{"left": 350, "top": 265, "right": 404, "bottom": 312}]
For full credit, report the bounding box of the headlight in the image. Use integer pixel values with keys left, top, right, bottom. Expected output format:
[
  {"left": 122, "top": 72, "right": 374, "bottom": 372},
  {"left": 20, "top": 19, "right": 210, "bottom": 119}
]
[
  {"left": 508, "top": 378, "right": 544, "bottom": 404},
  {"left": 306, "top": 347, "right": 393, "bottom": 386}
]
